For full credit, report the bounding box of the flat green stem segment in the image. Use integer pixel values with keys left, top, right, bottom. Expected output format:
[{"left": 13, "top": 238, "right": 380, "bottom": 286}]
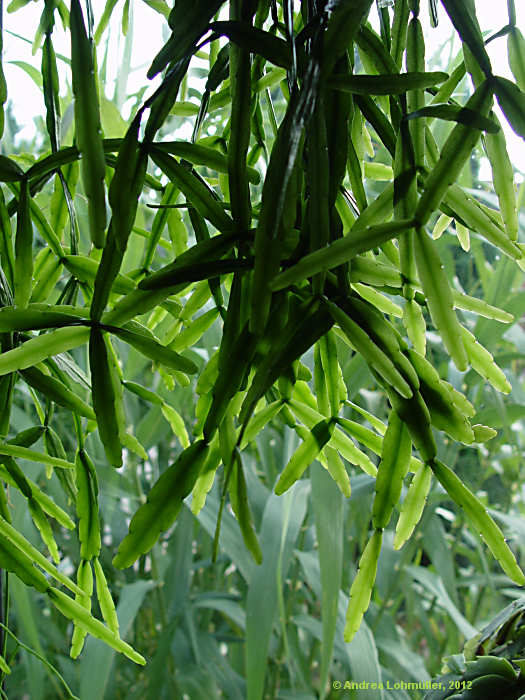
[
  {"left": 275, "top": 419, "right": 334, "bottom": 495},
  {"left": 0, "top": 515, "right": 83, "bottom": 595},
  {"left": 0, "top": 326, "right": 90, "bottom": 376},
  {"left": 372, "top": 410, "right": 412, "bottom": 530},
  {"left": 113, "top": 440, "right": 209, "bottom": 568},
  {"left": 270, "top": 219, "right": 413, "bottom": 291},
  {"left": 344, "top": 530, "right": 382, "bottom": 642},
  {"left": 0, "top": 443, "right": 75, "bottom": 469},
  {"left": 414, "top": 225, "right": 467, "bottom": 370},
  {"left": 70, "top": 0, "right": 107, "bottom": 247},
  {"left": 89, "top": 327, "right": 123, "bottom": 468},
  {"left": 394, "top": 462, "right": 432, "bottom": 549},
  {"left": 47, "top": 587, "right": 145, "bottom": 665},
  {"left": 329, "top": 71, "right": 448, "bottom": 94},
  {"left": 430, "top": 459, "right": 525, "bottom": 585}
]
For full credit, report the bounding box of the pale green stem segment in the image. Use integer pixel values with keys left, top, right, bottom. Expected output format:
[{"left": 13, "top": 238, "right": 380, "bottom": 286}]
[
  {"left": 275, "top": 419, "right": 334, "bottom": 495},
  {"left": 0, "top": 515, "right": 83, "bottom": 595},
  {"left": 47, "top": 587, "right": 146, "bottom": 665},
  {"left": 94, "top": 557, "right": 119, "bottom": 636},
  {"left": 430, "top": 459, "right": 525, "bottom": 585},
  {"left": 344, "top": 530, "right": 382, "bottom": 642},
  {"left": 413, "top": 225, "right": 467, "bottom": 371},
  {"left": 394, "top": 461, "right": 432, "bottom": 549}
]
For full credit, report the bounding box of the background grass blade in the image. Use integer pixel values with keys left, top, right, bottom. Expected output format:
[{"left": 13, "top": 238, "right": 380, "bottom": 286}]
[{"left": 311, "top": 463, "right": 343, "bottom": 699}]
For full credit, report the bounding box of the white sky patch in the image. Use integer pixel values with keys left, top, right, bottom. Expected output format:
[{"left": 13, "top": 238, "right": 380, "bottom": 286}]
[
  {"left": 3, "top": 0, "right": 166, "bottom": 141},
  {"left": 2, "top": 0, "right": 524, "bottom": 169}
]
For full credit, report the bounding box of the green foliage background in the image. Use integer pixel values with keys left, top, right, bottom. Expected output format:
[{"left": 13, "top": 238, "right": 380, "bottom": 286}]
[{"left": 0, "top": 0, "right": 524, "bottom": 698}]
